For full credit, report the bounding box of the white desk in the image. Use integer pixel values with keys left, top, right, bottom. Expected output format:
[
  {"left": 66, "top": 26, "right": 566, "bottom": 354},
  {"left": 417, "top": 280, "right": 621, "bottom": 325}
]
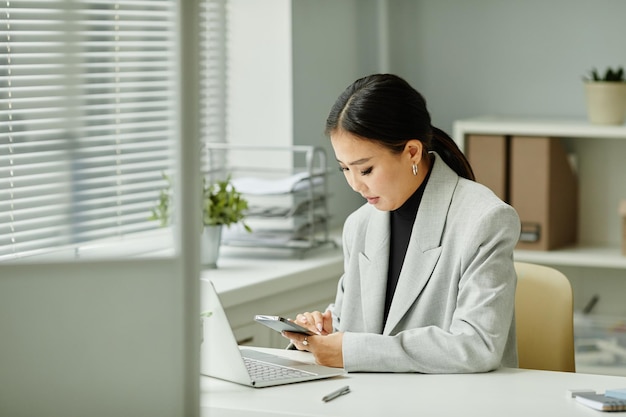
[{"left": 201, "top": 347, "right": 626, "bottom": 417}]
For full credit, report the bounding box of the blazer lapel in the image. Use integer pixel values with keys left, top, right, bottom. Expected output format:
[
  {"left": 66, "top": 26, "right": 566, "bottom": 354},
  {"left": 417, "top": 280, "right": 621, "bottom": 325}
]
[
  {"left": 383, "top": 154, "right": 458, "bottom": 334},
  {"left": 359, "top": 208, "right": 389, "bottom": 334}
]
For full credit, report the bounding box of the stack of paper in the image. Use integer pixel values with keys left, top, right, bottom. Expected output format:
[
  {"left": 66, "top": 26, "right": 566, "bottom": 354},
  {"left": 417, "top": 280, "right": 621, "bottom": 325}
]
[
  {"left": 224, "top": 171, "right": 330, "bottom": 249},
  {"left": 231, "top": 172, "right": 323, "bottom": 195}
]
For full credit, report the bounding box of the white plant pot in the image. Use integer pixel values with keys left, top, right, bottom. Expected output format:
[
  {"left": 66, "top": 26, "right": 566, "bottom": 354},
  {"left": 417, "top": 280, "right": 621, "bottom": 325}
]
[
  {"left": 201, "top": 225, "right": 223, "bottom": 269},
  {"left": 584, "top": 82, "right": 626, "bottom": 125}
]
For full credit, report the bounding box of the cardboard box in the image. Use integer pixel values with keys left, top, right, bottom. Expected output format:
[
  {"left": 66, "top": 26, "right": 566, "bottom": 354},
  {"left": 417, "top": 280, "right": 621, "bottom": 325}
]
[
  {"left": 466, "top": 135, "right": 509, "bottom": 201},
  {"left": 510, "top": 136, "right": 578, "bottom": 250}
]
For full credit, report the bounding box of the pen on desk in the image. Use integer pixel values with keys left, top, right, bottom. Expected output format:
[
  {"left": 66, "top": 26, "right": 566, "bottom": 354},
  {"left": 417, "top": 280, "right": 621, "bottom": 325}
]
[{"left": 322, "top": 385, "right": 351, "bottom": 402}]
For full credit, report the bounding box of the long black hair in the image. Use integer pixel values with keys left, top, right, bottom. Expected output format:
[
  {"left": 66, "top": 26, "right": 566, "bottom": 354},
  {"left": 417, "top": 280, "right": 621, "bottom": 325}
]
[{"left": 325, "top": 74, "right": 475, "bottom": 181}]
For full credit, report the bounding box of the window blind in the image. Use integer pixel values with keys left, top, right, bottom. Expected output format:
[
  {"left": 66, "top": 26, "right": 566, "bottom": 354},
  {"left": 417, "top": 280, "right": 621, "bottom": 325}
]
[
  {"left": 0, "top": 0, "right": 180, "bottom": 261},
  {"left": 200, "top": 0, "right": 227, "bottom": 172}
]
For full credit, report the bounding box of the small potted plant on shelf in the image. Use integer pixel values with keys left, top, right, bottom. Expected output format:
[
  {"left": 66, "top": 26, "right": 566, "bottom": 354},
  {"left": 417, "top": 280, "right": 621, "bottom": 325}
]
[
  {"left": 583, "top": 66, "right": 626, "bottom": 125},
  {"left": 150, "top": 173, "right": 250, "bottom": 268}
]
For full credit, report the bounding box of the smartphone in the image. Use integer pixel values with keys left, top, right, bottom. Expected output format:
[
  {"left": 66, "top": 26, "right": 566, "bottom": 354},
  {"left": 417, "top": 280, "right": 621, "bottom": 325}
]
[{"left": 254, "top": 315, "right": 314, "bottom": 335}]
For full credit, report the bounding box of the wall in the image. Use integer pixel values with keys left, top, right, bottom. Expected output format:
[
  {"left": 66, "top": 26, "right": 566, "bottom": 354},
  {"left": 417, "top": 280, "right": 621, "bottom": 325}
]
[
  {"left": 227, "top": 0, "right": 373, "bottom": 228},
  {"left": 229, "top": 0, "right": 626, "bottom": 230},
  {"left": 292, "top": 0, "right": 386, "bottom": 228},
  {"left": 226, "top": 0, "right": 626, "bottom": 314},
  {"left": 227, "top": 0, "right": 294, "bottom": 169},
  {"left": 227, "top": 0, "right": 626, "bottom": 228},
  {"left": 385, "top": 0, "right": 626, "bottom": 315},
  {"left": 388, "top": 0, "right": 626, "bottom": 135}
]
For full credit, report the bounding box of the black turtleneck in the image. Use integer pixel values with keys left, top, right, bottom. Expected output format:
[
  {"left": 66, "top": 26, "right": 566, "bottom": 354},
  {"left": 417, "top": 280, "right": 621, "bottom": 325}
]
[{"left": 383, "top": 162, "right": 433, "bottom": 325}]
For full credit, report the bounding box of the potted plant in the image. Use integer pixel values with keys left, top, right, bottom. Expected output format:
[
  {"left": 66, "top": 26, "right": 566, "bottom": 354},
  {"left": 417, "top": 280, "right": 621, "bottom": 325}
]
[
  {"left": 583, "top": 66, "right": 626, "bottom": 125},
  {"left": 150, "top": 173, "right": 250, "bottom": 268}
]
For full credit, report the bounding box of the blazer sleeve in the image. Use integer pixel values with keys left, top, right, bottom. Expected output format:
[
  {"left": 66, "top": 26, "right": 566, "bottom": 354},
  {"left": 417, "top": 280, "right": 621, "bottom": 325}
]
[{"left": 328, "top": 208, "right": 359, "bottom": 332}]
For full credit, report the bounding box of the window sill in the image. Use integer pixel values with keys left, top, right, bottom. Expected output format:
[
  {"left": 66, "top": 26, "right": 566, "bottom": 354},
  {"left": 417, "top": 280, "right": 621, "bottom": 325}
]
[{"left": 203, "top": 238, "right": 343, "bottom": 310}]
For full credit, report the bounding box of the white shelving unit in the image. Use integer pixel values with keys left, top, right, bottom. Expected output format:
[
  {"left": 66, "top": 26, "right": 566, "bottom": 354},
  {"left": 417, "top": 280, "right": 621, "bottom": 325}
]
[
  {"left": 453, "top": 115, "right": 626, "bottom": 270},
  {"left": 453, "top": 115, "right": 626, "bottom": 143},
  {"left": 454, "top": 115, "right": 626, "bottom": 376},
  {"left": 514, "top": 245, "right": 626, "bottom": 269}
]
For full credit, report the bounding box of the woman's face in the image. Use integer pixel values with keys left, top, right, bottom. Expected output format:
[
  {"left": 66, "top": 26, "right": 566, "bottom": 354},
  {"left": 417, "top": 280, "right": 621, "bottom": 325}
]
[{"left": 331, "top": 130, "right": 425, "bottom": 211}]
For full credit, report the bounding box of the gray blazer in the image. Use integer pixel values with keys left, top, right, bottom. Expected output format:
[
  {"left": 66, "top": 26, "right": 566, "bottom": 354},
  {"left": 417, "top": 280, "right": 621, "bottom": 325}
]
[{"left": 329, "top": 153, "right": 520, "bottom": 373}]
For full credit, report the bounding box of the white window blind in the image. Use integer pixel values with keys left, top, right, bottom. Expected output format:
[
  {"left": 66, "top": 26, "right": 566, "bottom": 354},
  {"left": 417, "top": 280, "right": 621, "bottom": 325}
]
[
  {"left": 200, "top": 0, "right": 227, "bottom": 171},
  {"left": 1, "top": 1, "right": 180, "bottom": 261}
]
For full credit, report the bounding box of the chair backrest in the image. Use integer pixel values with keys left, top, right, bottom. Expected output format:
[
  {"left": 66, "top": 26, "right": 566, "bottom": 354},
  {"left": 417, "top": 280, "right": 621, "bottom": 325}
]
[{"left": 514, "top": 261, "right": 576, "bottom": 372}]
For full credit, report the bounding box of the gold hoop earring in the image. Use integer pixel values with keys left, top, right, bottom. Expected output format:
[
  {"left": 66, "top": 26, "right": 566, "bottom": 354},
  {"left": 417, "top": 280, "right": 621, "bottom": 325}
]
[{"left": 412, "top": 163, "right": 418, "bottom": 176}]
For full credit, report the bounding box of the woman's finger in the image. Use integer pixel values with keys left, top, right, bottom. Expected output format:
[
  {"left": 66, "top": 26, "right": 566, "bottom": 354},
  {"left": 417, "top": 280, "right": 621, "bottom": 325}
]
[{"left": 282, "top": 331, "right": 311, "bottom": 351}]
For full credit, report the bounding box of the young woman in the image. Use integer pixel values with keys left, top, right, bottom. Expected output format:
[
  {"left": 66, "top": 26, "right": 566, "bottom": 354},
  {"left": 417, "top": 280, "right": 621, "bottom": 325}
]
[{"left": 285, "top": 74, "right": 521, "bottom": 373}]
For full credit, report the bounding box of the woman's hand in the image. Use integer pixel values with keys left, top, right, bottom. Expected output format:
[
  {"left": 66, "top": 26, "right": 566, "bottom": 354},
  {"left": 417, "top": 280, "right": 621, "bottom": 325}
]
[
  {"left": 283, "top": 330, "right": 344, "bottom": 368},
  {"left": 281, "top": 310, "right": 344, "bottom": 367},
  {"left": 296, "top": 310, "right": 333, "bottom": 335}
]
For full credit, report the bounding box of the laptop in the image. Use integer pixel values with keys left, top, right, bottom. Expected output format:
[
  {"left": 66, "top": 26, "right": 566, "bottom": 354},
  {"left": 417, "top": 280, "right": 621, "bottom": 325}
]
[{"left": 200, "top": 280, "right": 346, "bottom": 388}]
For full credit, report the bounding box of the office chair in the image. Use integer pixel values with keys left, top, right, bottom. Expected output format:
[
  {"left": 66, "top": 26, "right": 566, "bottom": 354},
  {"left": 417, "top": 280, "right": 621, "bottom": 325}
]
[{"left": 514, "top": 261, "right": 576, "bottom": 372}]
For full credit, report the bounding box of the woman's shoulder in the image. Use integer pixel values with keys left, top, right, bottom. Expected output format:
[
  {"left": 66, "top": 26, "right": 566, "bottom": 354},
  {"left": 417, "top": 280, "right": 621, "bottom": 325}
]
[
  {"left": 431, "top": 153, "right": 509, "bottom": 210},
  {"left": 458, "top": 176, "right": 501, "bottom": 199},
  {"left": 342, "top": 201, "right": 385, "bottom": 239},
  {"left": 339, "top": 203, "right": 371, "bottom": 249},
  {"left": 454, "top": 178, "right": 518, "bottom": 217},
  {"left": 344, "top": 201, "right": 375, "bottom": 225}
]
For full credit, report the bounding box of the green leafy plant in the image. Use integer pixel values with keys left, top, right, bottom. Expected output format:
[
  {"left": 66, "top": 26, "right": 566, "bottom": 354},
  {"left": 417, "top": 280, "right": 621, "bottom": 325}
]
[
  {"left": 149, "top": 173, "right": 251, "bottom": 231},
  {"left": 202, "top": 176, "right": 251, "bottom": 231},
  {"left": 149, "top": 173, "right": 173, "bottom": 227},
  {"left": 585, "top": 66, "right": 625, "bottom": 82}
]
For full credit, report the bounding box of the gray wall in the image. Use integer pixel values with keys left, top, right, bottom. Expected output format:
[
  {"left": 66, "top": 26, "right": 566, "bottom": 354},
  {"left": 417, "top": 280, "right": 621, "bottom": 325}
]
[
  {"left": 292, "top": 0, "right": 383, "bottom": 228},
  {"left": 233, "top": 0, "right": 626, "bottom": 230},
  {"left": 379, "top": 0, "right": 626, "bottom": 316},
  {"left": 387, "top": 0, "right": 626, "bottom": 134},
  {"left": 294, "top": 0, "right": 626, "bottom": 227},
  {"left": 228, "top": 0, "right": 380, "bottom": 229}
]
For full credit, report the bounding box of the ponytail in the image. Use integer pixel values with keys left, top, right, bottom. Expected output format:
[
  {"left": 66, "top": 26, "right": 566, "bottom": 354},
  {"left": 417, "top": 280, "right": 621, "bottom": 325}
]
[
  {"left": 430, "top": 126, "right": 475, "bottom": 181},
  {"left": 326, "top": 74, "right": 475, "bottom": 181}
]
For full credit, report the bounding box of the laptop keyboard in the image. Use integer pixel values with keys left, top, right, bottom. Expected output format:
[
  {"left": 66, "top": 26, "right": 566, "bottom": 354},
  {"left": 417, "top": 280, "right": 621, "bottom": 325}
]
[{"left": 243, "top": 357, "right": 316, "bottom": 382}]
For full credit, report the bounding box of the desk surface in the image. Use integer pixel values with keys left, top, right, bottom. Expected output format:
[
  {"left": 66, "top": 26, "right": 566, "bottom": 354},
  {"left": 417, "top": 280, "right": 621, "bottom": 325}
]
[{"left": 201, "top": 347, "right": 626, "bottom": 417}]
